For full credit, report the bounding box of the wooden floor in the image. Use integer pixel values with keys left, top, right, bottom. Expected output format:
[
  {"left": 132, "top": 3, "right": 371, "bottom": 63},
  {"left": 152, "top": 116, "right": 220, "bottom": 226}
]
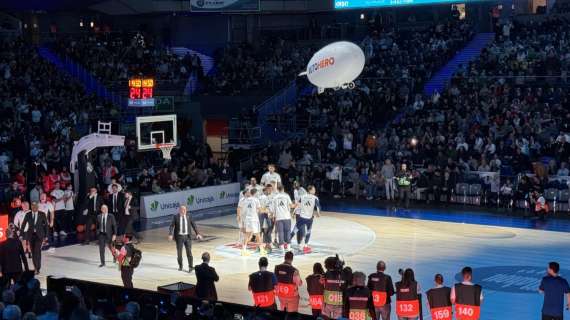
[{"left": 37, "top": 211, "right": 570, "bottom": 319}]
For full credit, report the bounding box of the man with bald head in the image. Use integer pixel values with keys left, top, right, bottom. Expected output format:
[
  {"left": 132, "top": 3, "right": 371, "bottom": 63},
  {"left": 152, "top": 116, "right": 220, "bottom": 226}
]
[{"left": 169, "top": 205, "right": 203, "bottom": 273}]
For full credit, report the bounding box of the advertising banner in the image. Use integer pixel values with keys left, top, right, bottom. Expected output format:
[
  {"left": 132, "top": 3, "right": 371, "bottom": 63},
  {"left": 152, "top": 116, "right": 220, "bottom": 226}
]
[
  {"left": 141, "top": 183, "right": 240, "bottom": 219},
  {"left": 334, "top": 0, "right": 485, "bottom": 9},
  {"left": 190, "top": 0, "right": 260, "bottom": 12}
]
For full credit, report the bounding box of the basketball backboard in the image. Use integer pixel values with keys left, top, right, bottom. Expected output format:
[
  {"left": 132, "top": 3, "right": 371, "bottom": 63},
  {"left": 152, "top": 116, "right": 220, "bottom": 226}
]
[{"left": 135, "top": 114, "right": 177, "bottom": 151}]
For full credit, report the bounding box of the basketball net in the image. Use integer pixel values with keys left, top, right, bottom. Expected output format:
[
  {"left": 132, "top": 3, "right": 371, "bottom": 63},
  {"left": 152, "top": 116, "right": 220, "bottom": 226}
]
[{"left": 156, "top": 143, "right": 175, "bottom": 160}]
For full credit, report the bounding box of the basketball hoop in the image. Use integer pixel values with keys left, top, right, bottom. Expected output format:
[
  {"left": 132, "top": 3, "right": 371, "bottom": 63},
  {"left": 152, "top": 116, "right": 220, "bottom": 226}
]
[{"left": 156, "top": 143, "right": 175, "bottom": 160}]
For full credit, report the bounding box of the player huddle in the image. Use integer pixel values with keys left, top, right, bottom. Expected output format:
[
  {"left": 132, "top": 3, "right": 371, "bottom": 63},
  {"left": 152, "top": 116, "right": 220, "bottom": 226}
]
[{"left": 236, "top": 165, "right": 321, "bottom": 256}]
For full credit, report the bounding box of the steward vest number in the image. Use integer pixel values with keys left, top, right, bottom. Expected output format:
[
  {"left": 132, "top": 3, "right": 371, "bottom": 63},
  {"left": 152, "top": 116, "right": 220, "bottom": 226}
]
[
  {"left": 348, "top": 309, "right": 370, "bottom": 320},
  {"left": 252, "top": 291, "right": 275, "bottom": 307},
  {"left": 455, "top": 304, "right": 480, "bottom": 320},
  {"left": 276, "top": 283, "right": 297, "bottom": 298},
  {"left": 309, "top": 295, "right": 323, "bottom": 309},
  {"left": 431, "top": 306, "right": 453, "bottom": 320},
  {"left": 372, "top": 291, "right": 387, "bottom": 307},
  {"left": 323, "top": 290, "right": 343, "bottom": 306},
  {"left": 396, "top": 300, "right": 420, "bottom": 317}
]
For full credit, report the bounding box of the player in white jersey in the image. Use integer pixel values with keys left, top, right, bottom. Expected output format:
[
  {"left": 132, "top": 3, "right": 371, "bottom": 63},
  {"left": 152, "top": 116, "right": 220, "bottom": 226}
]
[
  {"left": 290, "top": 185, "right": 321, "bottom": 254},
  {"left": 14, "top": 201, "right": 31, "bottom": 257},
  {"left": 237, "top": 188, "right": 265, "bottom": 256},
  {"left": 293, "top": 181, "right": 307, "bottom": 217},
  {"left": 50, "top": 182, "right": 67, "bottom": 237},
  {"left": 272, "top": 184, "right": 297, "bottom": 252},
  {"left": 260, "top": 164, "right": 282, "bottom": 186},
  {"left": 249, "top": 177, "right": 263, "bottom": 197},
  {"left": 258, "top": 184, "right": 275, "bottom": 252},
  {"left": 236, "top": 188, "right": 250, "bottom": 248},
  {"left": 38, "top": 193, "right": 55, "bottom": 251}
]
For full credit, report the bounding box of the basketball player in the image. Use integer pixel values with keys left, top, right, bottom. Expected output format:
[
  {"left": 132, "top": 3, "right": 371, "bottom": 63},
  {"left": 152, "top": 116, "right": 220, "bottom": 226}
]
[
  {"left": 261, "top": 164, "right": 282, "bottom": 186},
  {"left": 38, "top": 193, "right": 55, "bottom": 251},
  {"left": 237, "top": 189, "right": 265, "bottom": 256},
  {"left": 250, "top": 177, "right": 263, "bottom": 196},
  {"left": 258, "top": 184, "right": 275, "bottom": 252},
  {"left": 236, "top": 188, "right": 250, "bottom": 249},
  {"left": 292, "top": 181, "right": 306, "bottom": 217},
  {"left": 272, "top": 185, "right": 296, "bottom": 253},
  {"left": 290, "top": 185, "right": 320, "bottom": 253}
]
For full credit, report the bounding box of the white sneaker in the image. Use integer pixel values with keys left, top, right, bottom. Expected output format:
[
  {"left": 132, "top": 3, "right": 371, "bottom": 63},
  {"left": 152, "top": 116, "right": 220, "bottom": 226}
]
[
  {"left": 53, "top": 232, "right": 58, "bottom": 238},
  {"left": 59, "top": 231, "right": 67, "bottom": 236},
  {"left": 48, "top": 247, "right": 56, "bottom": 253}
]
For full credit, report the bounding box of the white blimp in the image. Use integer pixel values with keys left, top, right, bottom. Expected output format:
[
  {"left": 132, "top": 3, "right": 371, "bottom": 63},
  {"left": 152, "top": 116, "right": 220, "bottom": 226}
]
[{"left": 299, "top": 41, "right": 365, "bottom": 94}]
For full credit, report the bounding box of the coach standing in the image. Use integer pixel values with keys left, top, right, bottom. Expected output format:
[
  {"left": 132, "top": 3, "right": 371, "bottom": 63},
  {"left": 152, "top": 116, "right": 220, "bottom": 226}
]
[
  {"left": 21, "top": 202, "right": 49, "bottom": 274},
  {"left": 539, "top": 262, "right": 570, "bottom": 320},
  {"left": 169, "top": 206, "right": 203, "bottom": 273},
  {"left": 96, "top": 205, "right": 117, "bottom": 267}
]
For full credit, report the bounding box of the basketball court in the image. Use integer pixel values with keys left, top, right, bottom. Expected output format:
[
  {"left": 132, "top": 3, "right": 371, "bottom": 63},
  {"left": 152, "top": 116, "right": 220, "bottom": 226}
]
[{"left": 36, "top": 208, "right": 570, "bottom": 319}]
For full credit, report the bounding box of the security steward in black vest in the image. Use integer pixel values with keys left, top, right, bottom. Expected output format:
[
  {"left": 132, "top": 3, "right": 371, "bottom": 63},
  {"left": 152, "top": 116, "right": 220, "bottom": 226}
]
[
  {"left": 343, "top": 271, "right": 375, "bottom": 320},
  {"left": 426, "top": 274, "right": 452, "bottom": 320},
  {"left": 367, "top": 260, "right": 395, "bottom": 320},
  {"left": 306, "top": 262, "right": 325, "bottom": 317},
  {"left": 451, "top": 266, "right": 483, "bottom": 320},
  {"left": 274, "top": 251, "right": 301, "bottom": 312},
  {"left": 395, "top": 268, "right": 421, "bottom": 319},
  {"left": 248, "top": 257, "right": 277, "bottom": 309}
]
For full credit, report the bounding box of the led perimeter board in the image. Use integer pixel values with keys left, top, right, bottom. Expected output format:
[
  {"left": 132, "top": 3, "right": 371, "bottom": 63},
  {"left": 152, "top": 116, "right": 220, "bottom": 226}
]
[{"left": 334, "top": 0, "right": 479, "bottom": 8}]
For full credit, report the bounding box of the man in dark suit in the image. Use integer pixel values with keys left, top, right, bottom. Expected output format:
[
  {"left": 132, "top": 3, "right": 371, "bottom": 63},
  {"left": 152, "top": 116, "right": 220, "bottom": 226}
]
[
  {"left": 195, "top": 252, "right": 219, "bottom": 301},
  {"left": 21, "top": 202, "right": 49, "bottom": 274},
  {"left": 107, "top": 184, "right": 125, "bottom": 221},
  {"left": 0, "top": 227, "right": 29, "bottom": 287},
  {"left": 119, "top": 191, "right": 139, "bottom": 240},
  {"left": 83, "top": 187, "right": 103, "bottom": 245},
  {"left": 96, "top": 204, "right": 117, "bottom": 267},
  {"left": 168, "top": 205, "right": 203, "bottom": 273}
]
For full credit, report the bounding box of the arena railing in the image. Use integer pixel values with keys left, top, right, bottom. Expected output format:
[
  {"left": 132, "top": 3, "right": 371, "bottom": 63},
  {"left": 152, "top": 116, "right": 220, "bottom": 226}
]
[{"left": 47, "top": 276, "right": 314, "bottom": 320}]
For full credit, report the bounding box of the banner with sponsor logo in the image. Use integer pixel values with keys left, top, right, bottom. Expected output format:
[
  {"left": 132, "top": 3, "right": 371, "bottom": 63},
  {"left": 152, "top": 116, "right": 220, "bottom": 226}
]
[
  {"left": 190, "top": 0, "right": 260, "bottom": 12},
  {"left": 141, "top": 183, "right": 240, "bottom": 219}
]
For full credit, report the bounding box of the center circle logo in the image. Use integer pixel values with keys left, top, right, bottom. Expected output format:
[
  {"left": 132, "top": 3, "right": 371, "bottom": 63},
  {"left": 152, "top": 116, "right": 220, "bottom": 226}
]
[{"left": 454, "top": 266, "right": 568, "bottom": 294}]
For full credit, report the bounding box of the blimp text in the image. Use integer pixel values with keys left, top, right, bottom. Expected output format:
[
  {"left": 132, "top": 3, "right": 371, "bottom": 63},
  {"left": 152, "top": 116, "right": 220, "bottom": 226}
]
[{"left": 308, "top": 57, "right": 335, "bottom": 75}]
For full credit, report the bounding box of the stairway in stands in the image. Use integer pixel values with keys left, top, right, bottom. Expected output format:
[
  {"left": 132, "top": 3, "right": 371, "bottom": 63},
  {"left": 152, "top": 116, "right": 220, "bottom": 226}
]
[
  {"left": 38, "top": 46, "right": 123, "bottom": 106},
  {"left": 423, "top": 33, "right": 495, "bottom": 96}
]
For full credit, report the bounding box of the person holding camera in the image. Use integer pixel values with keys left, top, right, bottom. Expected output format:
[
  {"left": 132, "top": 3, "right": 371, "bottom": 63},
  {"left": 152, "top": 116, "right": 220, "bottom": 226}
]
[{"left": 322, "top": 256, "right": 345, "bottom": 319}]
